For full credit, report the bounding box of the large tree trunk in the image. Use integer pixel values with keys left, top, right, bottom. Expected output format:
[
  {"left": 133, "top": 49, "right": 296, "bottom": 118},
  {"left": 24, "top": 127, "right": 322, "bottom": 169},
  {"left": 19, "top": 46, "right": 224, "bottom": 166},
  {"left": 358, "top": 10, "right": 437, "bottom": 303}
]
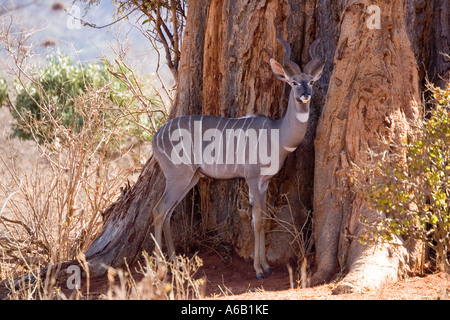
[
  {"left": 311, "top": 0, "right": 448, "bottom": 293},
  {"left": 2, "top": 0, "right": 448, "bottom": 298}
]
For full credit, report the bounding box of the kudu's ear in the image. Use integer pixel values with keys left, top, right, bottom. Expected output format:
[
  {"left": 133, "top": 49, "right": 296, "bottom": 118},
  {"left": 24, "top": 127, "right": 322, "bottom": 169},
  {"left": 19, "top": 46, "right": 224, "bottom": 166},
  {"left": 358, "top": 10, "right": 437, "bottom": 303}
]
[
  {"left": 270, "top": 58, "right": 290, "bottom": 82},
  {"left": 311, "top": 63, "right": 325, "bottom": 82}
]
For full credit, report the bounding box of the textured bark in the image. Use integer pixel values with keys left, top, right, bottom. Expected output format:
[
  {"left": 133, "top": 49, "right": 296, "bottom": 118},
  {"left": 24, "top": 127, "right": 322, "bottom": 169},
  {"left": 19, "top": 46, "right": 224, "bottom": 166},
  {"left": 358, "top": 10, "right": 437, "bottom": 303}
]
[
  {"left": 198, "top": 0, "right": 321, "bottom": 264},
  {"left": 425, "top": 0, "right": 450, "bottom": 87},
  {"left": 172, "top": 0, "right": 210, "bottom": 117},
  {"left": 406, "top": 0, "right": 449, "bottom": 87},
  {"left": 312, "top": 0, "right": 422, "bottom": 292},
  {"left": 308, "top": 0, "right": 448, "bottom": 293}
]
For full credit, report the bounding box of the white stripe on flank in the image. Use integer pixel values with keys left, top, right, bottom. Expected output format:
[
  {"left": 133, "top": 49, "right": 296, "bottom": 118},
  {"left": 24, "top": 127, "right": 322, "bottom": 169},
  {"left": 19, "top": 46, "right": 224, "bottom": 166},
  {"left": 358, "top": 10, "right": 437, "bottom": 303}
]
[
  {"left": 235, "top": 117, "right": 248, "bottom": 163},
  {"left": 255, "top": 118, "right": 268, "bottom": 156},
  {"left": 221, "top": 118, "right": 231, "bottom": 174},
  {"left": 245, "top": 117, "right": 256, "bottom": 165},
  {"left": 188, "top": 116, "right": 193, "bottom": 157},
  {"left": 296, "top": 112, "right": 309, "bottom": 123},
  {"left": 225, "top": 118, "right": 239, "bottom": 171},
  {"left": 246, "top": 117, "right": 255, "bottom": 132},
  {"left": 215, "top": 116, "right": 223, "bottom": 133},
  {"left": 223, "top": 118, "right": 231, "bottom": 133},
  {"left": 213, "top": 117, "right": 224, "bottom": 176},
  {"left": 178, "top": 117, "right": 191, "bottom": 163},
  {"left": 159, "top": 123, "right": 171, "bottom": 160},
  {"left": 168, "top": 119, "right": 182, "bottom": 163},
  {"left": 225, "top": 118, "right": 238, "bottom": 161}
]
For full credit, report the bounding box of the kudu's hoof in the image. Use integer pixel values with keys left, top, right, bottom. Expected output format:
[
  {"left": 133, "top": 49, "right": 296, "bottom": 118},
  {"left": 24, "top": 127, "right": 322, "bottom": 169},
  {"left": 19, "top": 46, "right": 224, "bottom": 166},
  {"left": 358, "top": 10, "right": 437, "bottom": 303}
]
[{"left": 256, "top": 273, "right": 265, "bottom": 280}]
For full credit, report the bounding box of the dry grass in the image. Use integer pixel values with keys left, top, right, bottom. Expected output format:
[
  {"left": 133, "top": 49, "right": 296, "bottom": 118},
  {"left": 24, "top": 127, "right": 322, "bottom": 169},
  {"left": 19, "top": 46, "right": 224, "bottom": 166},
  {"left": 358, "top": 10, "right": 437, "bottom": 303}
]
[
  {"left": 0, "top": 49, "right": 201, "bottom": 299},
  {"left": 0, "top": 55, "right": 162, "bottom": 297},
  {"left": 0, "top": 93, "right": 205, "bottom": 299},
  {"left": 0, "top": 90, "right": 138, "bottom": 272},
  {"left": 1, "top": 250, "right": 205, "bottom": 300},
  {"left": 103, "top": 252, "right": 205, "bottom": 300}
]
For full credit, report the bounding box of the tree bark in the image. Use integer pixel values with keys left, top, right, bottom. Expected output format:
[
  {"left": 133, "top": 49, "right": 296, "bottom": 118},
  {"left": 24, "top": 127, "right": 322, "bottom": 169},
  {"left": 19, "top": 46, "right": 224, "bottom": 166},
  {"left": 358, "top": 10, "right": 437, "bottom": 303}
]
[
  {"left": 312, "top": 0, "right": 423, "bottom": 292},
  {"left": 198, "top": 0, "right": 317, "bottom": 264},
  {"left": 424, "top": 0, "right": 449, "bottom": 88}
]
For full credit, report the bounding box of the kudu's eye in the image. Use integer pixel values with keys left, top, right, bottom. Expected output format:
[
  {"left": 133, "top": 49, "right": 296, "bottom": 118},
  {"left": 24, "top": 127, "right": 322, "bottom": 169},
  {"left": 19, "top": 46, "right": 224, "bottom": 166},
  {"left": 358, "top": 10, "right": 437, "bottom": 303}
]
[{"left": 292, "top": 81, "right": 299, "bottom": 86}]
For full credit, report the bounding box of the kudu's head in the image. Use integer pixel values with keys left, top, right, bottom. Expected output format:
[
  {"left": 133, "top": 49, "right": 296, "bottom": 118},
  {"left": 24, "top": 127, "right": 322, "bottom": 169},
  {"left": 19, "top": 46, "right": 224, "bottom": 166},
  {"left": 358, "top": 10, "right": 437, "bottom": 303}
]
[{"left": 270, "top": 28, "right": 324, "bottom": 113}]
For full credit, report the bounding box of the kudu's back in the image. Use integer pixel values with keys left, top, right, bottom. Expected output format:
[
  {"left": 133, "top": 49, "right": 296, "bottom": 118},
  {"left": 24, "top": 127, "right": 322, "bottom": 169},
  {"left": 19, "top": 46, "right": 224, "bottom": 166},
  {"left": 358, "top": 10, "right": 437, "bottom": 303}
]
[{"left": 153, "top": 114, "right": 282, "bottom": 180}]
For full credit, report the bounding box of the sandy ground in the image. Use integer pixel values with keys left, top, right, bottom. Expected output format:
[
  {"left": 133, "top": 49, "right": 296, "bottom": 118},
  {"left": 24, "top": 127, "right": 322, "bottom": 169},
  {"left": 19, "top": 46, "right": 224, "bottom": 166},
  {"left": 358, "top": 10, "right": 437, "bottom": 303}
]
[{"left": 198, "top": 250, "right": 449, "bottom": 300}]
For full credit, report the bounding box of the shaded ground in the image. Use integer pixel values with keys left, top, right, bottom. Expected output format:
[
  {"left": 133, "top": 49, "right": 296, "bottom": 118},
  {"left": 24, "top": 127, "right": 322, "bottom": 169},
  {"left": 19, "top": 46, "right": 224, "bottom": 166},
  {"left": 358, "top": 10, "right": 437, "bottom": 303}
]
[
  {"left": 197, "top": 250, "right": 450, "bottom": 300},
  {"left": 199, "top": 250, "right": 293, "bottom": 297}
]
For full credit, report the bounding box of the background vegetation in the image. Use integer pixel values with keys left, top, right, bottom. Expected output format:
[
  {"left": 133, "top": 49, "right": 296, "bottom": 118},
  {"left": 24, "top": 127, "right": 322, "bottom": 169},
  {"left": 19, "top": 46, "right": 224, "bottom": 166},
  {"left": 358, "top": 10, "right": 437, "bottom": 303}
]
[
  {"left": 0, "top": 1, "right": 171, "bottom": 298},
  {"left": 356, "top": 83, "right": 450, "bottom": 273},
  {"left": 2, "top": 52, "right": 164, "bottom": 148}
]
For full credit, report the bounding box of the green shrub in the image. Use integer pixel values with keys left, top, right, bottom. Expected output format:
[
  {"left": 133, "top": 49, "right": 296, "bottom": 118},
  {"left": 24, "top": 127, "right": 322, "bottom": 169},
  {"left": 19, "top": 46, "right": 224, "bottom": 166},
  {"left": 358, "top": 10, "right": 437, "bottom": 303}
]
[
  {"left": 358, "top": 82, "right": 450, "bottom": 272},
  {"left": 13, "top": 53, "right": 109, "bottom": 141},
  {"left": 10, "top": 52, "right": 163, "bottom": 151},
  {"left": 0, "top": 78, "right": 8, "bottom": 106}
]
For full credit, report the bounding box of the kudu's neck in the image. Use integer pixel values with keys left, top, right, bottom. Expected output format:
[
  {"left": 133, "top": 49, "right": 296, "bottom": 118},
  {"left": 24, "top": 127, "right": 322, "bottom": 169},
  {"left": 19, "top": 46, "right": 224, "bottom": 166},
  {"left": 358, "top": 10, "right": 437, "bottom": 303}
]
[{"left": 276, "top": 90, "right": 310, "bottom": 151}]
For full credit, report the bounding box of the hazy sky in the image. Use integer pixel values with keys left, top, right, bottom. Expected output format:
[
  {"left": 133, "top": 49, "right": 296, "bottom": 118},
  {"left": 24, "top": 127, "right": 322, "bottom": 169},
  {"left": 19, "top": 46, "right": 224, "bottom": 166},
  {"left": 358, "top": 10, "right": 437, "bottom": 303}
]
[{"left": 0, "top": 0, "right": 173, "bottom": 86}]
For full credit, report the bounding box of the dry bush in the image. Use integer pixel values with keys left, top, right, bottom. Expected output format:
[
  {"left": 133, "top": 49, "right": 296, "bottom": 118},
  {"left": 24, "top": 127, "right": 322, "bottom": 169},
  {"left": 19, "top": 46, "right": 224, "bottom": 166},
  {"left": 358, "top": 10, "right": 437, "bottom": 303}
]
[
  {"left": 104, "top": 252, "right": 204, "bottom": 300},
  {"left": 0, "top": 16, "right": 165, "bottom": 283},
  {"left": 0, "top": 86, "right": 143, "bottom": 278},
  {"left": 1, "top": 249, "right": 204, "bottom": 300},
  {"left": 354, "top": 81, "right": 450, "bottom": 273},
  {"left": 0, "top": 82, "right": 161, "bottom": 298},
  {"left": 0, "top": 5, "right": 208, "bottom": 300}
]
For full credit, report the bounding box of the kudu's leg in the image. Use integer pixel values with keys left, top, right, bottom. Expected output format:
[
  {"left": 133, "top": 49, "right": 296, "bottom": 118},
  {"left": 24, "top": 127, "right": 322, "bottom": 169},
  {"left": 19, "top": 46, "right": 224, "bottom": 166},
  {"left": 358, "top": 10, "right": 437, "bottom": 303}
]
[
  {"left": 153, "top": 171, "right": 200, "bottom": 265},
  {"left": 259, "top": 180, "right": 271, "bottom": 274},
  {"left": 247, "top": 178, "right": 271, "bottom": 279}
]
